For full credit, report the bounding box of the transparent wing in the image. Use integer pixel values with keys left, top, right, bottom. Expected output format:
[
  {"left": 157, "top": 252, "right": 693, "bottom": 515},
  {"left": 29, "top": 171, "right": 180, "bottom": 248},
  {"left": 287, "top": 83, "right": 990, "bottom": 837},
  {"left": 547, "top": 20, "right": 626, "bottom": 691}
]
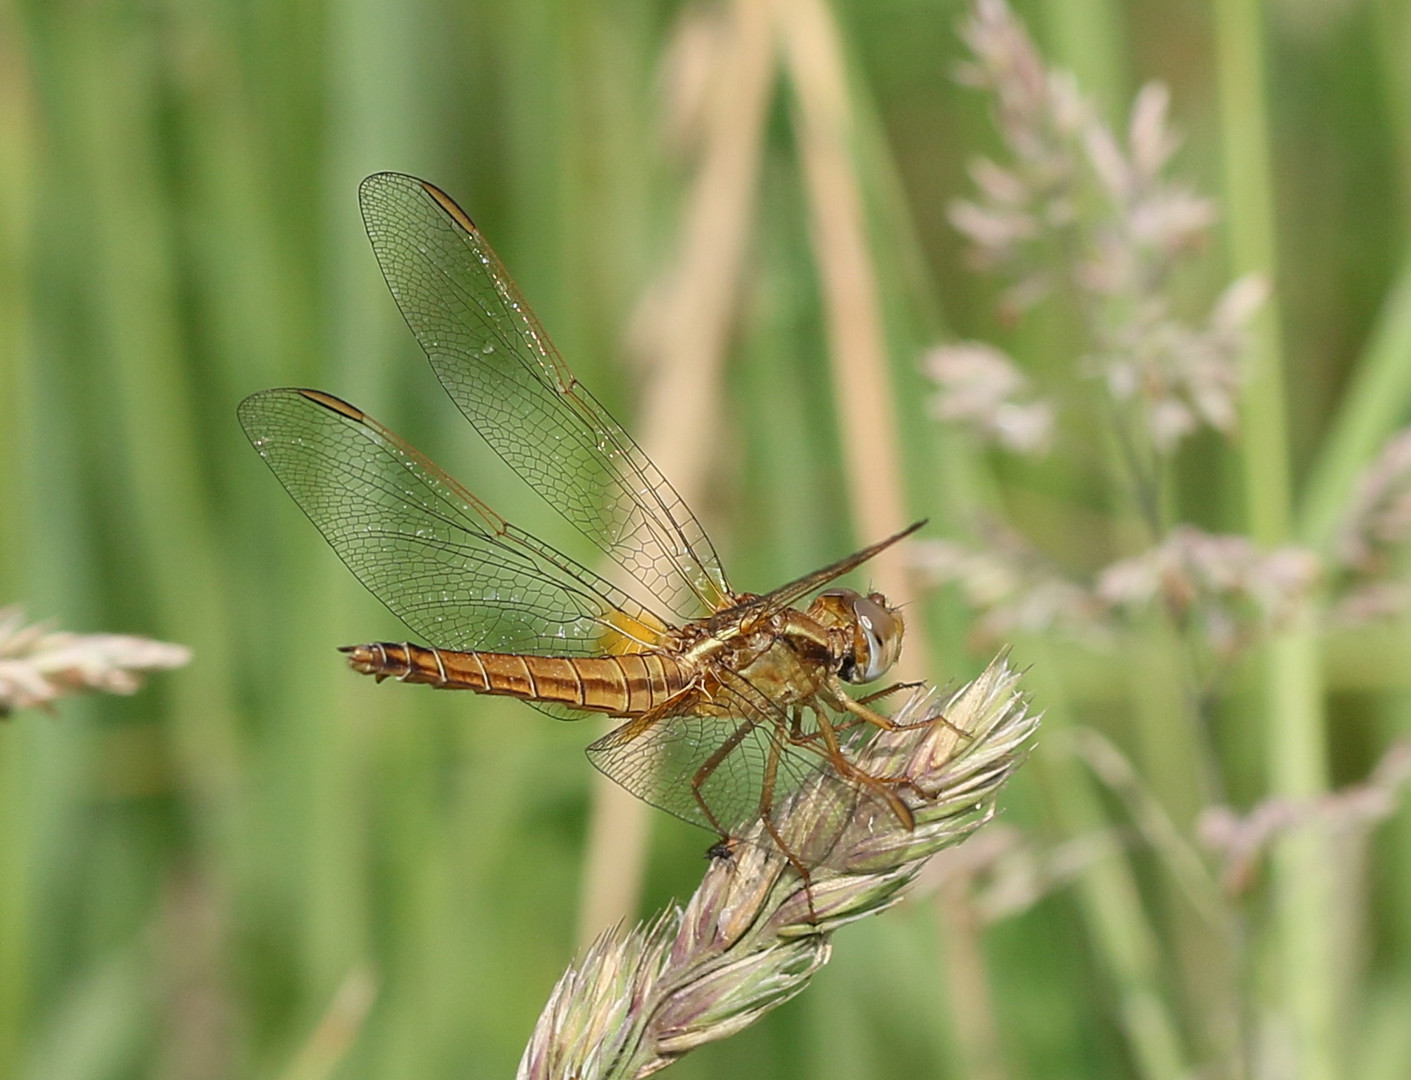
[
  {"left": 358, "top": 172, "right": 732, "bottom": 621},
  {"left": 238, "top": 388, "right": 670, "bottom": 657},
  {"left": 751, "top": 521, "right": 925, "bottom": 618},
  {"left": 585, "top": 671, "right": 866, "bottom": 866}
]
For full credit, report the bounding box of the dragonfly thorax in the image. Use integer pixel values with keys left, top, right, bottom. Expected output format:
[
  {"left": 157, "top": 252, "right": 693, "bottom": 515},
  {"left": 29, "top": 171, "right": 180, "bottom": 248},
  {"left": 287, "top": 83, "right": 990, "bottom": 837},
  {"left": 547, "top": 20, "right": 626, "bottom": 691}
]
[{"left": 809, "top": 588, "right": 904, "bottom": 684}]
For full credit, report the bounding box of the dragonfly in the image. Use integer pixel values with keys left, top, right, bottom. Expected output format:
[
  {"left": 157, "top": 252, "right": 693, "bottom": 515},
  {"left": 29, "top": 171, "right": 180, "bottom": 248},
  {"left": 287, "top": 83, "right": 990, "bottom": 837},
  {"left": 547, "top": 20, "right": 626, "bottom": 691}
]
[{"left": 239, "top": 172, "right": 926, "bottom": 873}]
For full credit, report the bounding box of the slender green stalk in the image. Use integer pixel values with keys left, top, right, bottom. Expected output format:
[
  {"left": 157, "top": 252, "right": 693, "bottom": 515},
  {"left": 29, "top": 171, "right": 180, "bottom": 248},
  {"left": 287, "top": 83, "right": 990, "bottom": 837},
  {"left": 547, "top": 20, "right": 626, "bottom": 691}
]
[
  {"left": 1371, "top": 0, "right": 1411, "bottom": 218},
  {"left": 1214, "top": 11, "right": 1291, "bottom": 545},
  {"left": 1298, "top": 250, "right": 1411, "bottom": 550},
  {"left": 1041, "top": 0, "right": 1128, "bottom": 121},
  {"left": 1026, "top": 653, "right": 1190, "bottom": 1080},
  {"left": 1032, "top": 1, "right": 1245, "bottom": 1067},
  {"left": 0, "top": 726, "right": 27, "bottom": 1080},
  {"left": 1213, "top": 4, "right": 1335, "bottom": 1079},
  {"left": 309, "top": 0, "right": 437, "bottom": 1014},
  {"left": 0, "top": 15, "right": 35, "bottom": 1074}
]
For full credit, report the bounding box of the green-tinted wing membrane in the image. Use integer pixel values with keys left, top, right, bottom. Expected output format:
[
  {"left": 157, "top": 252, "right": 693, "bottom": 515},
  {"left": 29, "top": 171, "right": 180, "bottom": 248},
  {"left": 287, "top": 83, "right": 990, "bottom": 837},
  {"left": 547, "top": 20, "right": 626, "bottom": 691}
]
[
  {"left": 586, "top": 671, "right": 865, "bottom": 864},
  {"left": 237, "top": 388, "right": 666, "bottom": 657},
  {"left": 587, "top": 690, "right": 795, "bottom": 840},
  {"left": 357, "top": 172, "right": 732, "bottom": 622}
]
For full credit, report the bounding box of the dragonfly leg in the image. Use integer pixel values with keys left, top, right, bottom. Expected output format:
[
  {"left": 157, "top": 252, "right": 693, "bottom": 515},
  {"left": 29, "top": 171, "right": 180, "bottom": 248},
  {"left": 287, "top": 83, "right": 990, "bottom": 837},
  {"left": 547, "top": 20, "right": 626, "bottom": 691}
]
[
  {"left": 786, "top": 705, "right": 915, "bottom": 830},
  {"left": 792, "top": 702, "right": 963, "bottom": 824},
  {"left": 823, "top": 675, "right": 907, "bottom": 731},
  {"left": 787, "top": 704, "right": 819, "bottom": 742},
  {"left": 689, "top": 715, "right": 820, "bottom": 921},
  {"left": 786, "top": 702, "right": 874, "bottom": 745},
  {"left": 855, "top": 680, "right": 924, "bottom": 707},
  {"left": 755, "top": 731, "right": 819, "bottom": 922},
  {"left": 688, "top": 716, "right": 759, "bottom": 839},
  {"left": 829, "top": 675, "right": 969, "bottom": 739}
]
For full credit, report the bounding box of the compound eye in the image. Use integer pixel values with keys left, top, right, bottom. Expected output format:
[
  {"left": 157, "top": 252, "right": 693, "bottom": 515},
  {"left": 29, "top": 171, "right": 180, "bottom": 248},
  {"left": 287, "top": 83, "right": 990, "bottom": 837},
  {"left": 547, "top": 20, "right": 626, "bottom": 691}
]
[{"left": 850, "top": 594, "right": 902, "bottom": 683}]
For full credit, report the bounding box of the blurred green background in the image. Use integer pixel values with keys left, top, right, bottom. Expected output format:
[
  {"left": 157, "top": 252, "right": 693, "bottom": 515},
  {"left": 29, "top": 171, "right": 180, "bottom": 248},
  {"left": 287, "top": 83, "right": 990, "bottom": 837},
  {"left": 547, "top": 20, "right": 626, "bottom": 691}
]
[{"left": 3, "top": 0, "right": 1410, "bottom": 1077}]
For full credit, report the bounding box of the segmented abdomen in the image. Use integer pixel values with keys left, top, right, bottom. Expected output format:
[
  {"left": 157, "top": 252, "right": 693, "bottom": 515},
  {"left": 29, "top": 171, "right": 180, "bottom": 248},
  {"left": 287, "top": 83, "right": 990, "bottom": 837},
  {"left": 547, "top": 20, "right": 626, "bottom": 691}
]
[{"left": 342, "top": 641, "right": 689, "bottom": 716}]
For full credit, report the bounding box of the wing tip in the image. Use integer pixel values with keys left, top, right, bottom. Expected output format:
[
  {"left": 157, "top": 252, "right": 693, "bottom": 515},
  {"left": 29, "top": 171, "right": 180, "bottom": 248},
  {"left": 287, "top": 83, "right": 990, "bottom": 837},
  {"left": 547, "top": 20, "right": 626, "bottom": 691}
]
[
  {"left": 863, "top": 519, "right": 927, "bottom": 556},
  {"left": 358, "top": 171, "right": 479, "bottom": 236},
  {"left": 359, "top": 170, "right": 416, "bottom": 196}
]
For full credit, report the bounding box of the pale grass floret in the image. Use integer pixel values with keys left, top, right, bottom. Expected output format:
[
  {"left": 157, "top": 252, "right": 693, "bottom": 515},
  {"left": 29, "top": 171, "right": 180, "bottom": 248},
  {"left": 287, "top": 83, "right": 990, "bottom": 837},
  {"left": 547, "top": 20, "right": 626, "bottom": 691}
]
[
  {"left": 1092, "top": 274, "right": 1267, "bottom": 451},
  {"left": 945, "top": 0, "right": 1264, "bottom": 455},
  {"left": 1096, "top": 527, "right": 1320, "bottom": 657},
  {"left": 1335, "top": 427, "right": 1411, "bottom": 573},
  {"left": 1199, "top": 741, "right": 1411, "bottom": 895},
  {"left": 914, "top": 524, "right": 1322, "bottom": 661},
  {"left": 911, "top": 533, "right": 1107, "bottom": 647},
  {"left": 0, "top": 606, "right": 192, "bottom": 714},
  {"left": 922, "top": 342, "right": 1054, "bottom": 454},
  {"left": 517, "top": 657, "right": 1037, "bottom": 1080},
  {"left": 1318, "top": 426, "right": 1411, "bottom": 623}
]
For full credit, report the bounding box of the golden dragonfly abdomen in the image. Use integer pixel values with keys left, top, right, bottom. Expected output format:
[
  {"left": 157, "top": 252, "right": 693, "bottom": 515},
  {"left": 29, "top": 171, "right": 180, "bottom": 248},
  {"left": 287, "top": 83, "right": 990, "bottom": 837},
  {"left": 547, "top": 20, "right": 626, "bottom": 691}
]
[{"left": 344, "top": 641, "right": 691, "bottom": 716}]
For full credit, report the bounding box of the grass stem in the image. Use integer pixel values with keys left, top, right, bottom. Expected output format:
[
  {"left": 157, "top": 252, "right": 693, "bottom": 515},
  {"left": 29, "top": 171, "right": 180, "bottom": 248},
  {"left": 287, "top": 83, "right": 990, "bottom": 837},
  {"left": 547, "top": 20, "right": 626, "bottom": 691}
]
[{"left": 1213, "top": 2, "right": 1335, "bottom": 1076}]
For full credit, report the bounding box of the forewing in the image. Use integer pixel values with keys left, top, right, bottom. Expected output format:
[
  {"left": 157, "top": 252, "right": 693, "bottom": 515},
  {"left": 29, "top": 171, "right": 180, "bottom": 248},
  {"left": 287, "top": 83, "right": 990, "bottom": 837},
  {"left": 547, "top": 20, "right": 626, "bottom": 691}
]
[
  {"left": 753, "top": 520, "right": 926, "bottom": 618},
  {"left": 238, "top": 388, "right": 668, "bottom": 657},
  {"left": 358, "top": 172, "right": 732, "bottom": 621}
]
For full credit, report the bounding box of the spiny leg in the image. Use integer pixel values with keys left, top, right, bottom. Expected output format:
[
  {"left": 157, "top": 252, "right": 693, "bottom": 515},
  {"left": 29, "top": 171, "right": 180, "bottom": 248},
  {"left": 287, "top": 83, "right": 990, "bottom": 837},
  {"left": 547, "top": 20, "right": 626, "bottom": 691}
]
[
  {"left": 688, "top": 716, "right": 758, "bottom": 841},
  {"left": 830, "top": 680, "right": 915, "bottom": 732},
  {"left": 779, "top": 705, "right": 915, "bottom": 830},
  {"left": 790, "top": 702, "right": 955, "bottom": 822},
  {"left": 809, "top": 706, "right": 915, "bottom": 829},
  {"left": 830, "top": 675, "right": 971, "bottom": 740},
  {"left": 755, "top": 729, "right": 820, "bottom": 922},
  {"left": 693, "top": 711, "right": 821, "bottom": 921},
  {"left": 853, "top": 680, "right": 972, "bottom": 740},
  {"left": 783, "top": 704, "right": 883, "bottom": 760},
  {"left": 855, "top": 680, "right": 924, "bottom": 707}
]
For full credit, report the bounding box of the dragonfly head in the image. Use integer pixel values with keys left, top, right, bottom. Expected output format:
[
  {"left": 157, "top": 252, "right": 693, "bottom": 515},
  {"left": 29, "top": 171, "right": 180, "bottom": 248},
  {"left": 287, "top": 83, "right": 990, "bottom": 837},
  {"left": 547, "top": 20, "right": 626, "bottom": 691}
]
[{"left": 813, "top": 588, "right": 904, "bottom": 684}]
